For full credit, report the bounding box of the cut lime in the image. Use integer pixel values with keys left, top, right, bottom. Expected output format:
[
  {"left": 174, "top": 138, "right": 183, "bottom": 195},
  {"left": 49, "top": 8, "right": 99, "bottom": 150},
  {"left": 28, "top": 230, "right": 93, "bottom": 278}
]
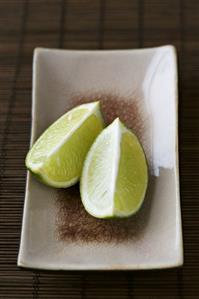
[
  {"left": 26, "top": 102, "right": 104, "bottom": 188},
  {"left": 80, "top": 118, "right": 148, "bottom": 218}
]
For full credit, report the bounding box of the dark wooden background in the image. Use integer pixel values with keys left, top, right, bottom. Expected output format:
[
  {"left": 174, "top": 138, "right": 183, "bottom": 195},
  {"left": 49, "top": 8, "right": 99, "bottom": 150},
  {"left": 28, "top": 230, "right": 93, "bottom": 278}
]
[{"left": 0, "top": 0, "right": 198, "bottom": 298}]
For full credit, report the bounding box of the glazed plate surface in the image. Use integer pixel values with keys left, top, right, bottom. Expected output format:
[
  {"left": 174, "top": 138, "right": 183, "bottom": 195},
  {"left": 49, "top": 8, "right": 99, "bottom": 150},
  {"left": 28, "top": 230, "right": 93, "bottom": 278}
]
[{"left": 18, "top": 46, "right": 183, "bottom": 270}]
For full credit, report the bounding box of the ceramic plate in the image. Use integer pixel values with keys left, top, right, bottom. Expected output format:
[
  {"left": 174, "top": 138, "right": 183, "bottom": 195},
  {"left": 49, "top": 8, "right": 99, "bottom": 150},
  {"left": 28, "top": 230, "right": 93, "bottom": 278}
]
[{"left": 18, "top": 46, "right": 183, "bottom": 270}]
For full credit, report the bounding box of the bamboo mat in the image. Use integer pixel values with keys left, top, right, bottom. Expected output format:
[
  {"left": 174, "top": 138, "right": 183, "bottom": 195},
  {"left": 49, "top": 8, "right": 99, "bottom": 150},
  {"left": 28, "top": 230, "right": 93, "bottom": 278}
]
[{"left": 0, "top": 0, "right": 199, "bottom": 298}]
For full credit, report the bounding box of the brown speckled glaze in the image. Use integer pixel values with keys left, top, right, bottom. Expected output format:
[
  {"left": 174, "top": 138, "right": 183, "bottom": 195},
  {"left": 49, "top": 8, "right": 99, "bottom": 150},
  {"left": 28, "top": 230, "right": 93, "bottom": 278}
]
[
  {"left": 56, "top": 178, "right": 154, "bottom": 243},
  {"left": 56, "top": 93, "right": 152, "bottom": 243}
]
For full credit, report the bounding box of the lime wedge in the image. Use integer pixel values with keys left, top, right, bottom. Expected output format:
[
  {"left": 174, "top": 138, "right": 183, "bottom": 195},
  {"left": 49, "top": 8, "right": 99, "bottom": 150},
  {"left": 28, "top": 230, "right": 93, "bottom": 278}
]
[
  {"left": 80, "top": 118, "right": 148, "bottom": 218},
  {"left": 26, "top": 102, "right": 104, "bottom": 188}
]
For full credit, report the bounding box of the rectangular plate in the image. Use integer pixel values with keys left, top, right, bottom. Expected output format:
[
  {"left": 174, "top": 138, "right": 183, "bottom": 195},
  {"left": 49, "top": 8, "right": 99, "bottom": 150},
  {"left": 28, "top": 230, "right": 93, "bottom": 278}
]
[{"left": 18, "top": 46, "right": 183, "bottom": 270}]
